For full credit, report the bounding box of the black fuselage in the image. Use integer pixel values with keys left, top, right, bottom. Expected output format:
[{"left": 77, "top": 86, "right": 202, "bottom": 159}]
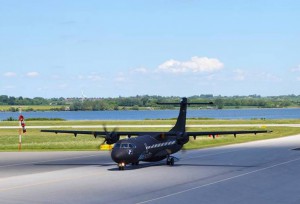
[{"left": 111, "top": 134, "right": 183, "bottom": 164}]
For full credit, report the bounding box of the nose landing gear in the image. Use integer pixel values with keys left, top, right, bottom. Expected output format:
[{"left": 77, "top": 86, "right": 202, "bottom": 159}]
[{"left": 118, "top": 162, "right": 126, "bottom": 170}]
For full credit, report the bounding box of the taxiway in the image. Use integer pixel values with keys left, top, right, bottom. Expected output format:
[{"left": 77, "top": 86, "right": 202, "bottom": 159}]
[{"left": 1, "top": 135, "right": 300, "bottom": 203}]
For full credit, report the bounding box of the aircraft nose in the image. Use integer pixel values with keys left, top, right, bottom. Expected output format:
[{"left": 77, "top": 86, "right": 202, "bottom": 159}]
[
  {"left": 111, "top": 148, "right": 137, "bottom": 164},
  {"left": 111, "top": 150, "right": 123, "bottom": 163}
]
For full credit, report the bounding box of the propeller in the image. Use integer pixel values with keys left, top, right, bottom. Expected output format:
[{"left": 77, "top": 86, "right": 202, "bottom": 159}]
[{"left": 101, "top": 124, "right": 120, "bottom": 145}]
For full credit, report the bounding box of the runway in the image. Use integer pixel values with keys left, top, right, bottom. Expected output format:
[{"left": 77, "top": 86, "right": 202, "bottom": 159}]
[{"left": 1, "top": 135, "right": 300, "bottom": 204}]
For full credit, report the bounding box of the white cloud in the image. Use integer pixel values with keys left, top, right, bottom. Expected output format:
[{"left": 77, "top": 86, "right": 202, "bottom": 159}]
[
  {"left": 233, "top": 69, "right": 247, "bottom": 81},
  {"left": 297, "top": 77, "right": 300, "bottom": 81},
  {"left": 255, "top": 72, "right": 282, "bottom": 82},
  {"left": 157, "top": 56, "right": 224, "bottom": 74},
  {"left": 3, "top": 85, "right": 15, "bottom": 90},
  {"left": 58, "top": 84, "right": 68, "bottom": 89},
  {"left": 87, "top": 75, "right": 102, "bottom": 81},
  {"left": 231, "top": 70, "right": 281, "bottom": 82},
  {"left": 4, "top": 72, "right": 17, "bottom": 77},
  {"left": 77, "top": 73, "right": 102, "bottom": 81},
  {"left": 114, "top": 72, "right": 127, "bottom": 82},
  {"left": 26, "top": 72, "right": 39, "bottom": 77},
  {"left": 291, "top": 65, "right": 300, "bottom": 72},
  {"left": 51, "top": 75, "right": 61, "bottom": 79},
  {"left": 132, "top": 67, "right": 148, "bottom": 74},
  {"left": 204, "top": 74, "right": 216, "bottom": 81}
]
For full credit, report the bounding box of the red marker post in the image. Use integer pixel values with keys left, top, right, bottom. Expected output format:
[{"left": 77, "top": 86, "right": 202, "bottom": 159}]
[{"left": 18, "top": 112, "right": 26, "bottom": 151}]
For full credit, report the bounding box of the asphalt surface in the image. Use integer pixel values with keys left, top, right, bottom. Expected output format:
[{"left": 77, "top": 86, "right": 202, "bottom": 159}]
[{"left": 1, "top": 135, "right": 300, "bottom": 204}]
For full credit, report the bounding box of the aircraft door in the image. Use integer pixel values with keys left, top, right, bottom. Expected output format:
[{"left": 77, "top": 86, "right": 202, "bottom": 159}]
[{"left": 127, "top": 143, "right": 136, "bottom": 155}]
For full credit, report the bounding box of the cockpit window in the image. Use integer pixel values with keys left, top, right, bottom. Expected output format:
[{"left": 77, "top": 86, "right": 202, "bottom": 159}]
[
  {"left": 114, "top": 144, "right": 121, "bottom": 148},
  {"left": 121, "top": 143, "right": 128, "bottom": 148},
  {"left": 129, "top": 144, "right": 136, "bottom": 148},
  {"left": 114, "top": 143, "right": 136, "bottom": 149}
]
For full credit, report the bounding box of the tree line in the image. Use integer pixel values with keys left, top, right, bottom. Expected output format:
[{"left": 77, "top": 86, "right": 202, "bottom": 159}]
[{"left": 1, "top": 94, "right": 300, "bottom": 111}]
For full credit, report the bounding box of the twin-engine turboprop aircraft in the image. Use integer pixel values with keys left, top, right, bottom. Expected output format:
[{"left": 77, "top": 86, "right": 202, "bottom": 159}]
[{"left": 41, "top": 97, "right": 271, "bottom": 170}]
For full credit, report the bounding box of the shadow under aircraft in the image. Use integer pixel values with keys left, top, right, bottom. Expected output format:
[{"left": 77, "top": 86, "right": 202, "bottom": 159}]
[{"left": 41, "top": 97, "right": 272, "bottom": 170}]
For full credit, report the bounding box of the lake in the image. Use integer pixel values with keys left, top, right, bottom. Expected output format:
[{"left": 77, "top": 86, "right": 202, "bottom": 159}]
[{"left": 0, "top": 108, "right": 300, "bottom": 120}]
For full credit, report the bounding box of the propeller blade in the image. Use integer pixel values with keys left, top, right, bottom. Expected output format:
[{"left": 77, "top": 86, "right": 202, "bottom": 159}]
[
  {"left": 112, "top": 127, "right": 118, "bottom": 132},
  {"left": 100, "top": 139, "right": 107, "bottom": 146},
  {"left": 103, "top": 124, "right": 108, "bottom": 133}
]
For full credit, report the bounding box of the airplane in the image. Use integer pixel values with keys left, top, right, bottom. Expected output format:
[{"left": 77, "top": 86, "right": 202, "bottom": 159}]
[{"left": 41, "top": 97, "right": 272, "bottom": 170}]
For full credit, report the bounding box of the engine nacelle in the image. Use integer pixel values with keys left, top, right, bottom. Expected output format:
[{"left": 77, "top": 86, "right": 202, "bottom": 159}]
[{"left": 106, "top": 133, "right": 120, "bottom": 144}]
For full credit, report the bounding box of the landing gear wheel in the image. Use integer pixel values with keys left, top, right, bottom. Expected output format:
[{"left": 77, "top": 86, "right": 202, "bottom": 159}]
[
  {"left": 166, "top": 156, "right": 175, "bottom": 166},
  {"left": 118, "top": 164, "right": 125, "bottom": 170},
  {"left": 170, "top": 157, "right": 174, "bottom": 166}
]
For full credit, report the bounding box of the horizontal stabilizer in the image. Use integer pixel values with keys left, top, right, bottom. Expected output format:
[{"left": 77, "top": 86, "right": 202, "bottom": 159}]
[{"left": 157, "top": 102, "right": 213, "bottom": 105}]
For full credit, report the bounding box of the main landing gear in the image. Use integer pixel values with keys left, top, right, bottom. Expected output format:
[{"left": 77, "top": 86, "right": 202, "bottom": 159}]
[
  {"left": 166, "top": 156, "right": 175, "bottom": 166},
  {"left": 131, "top": 161, "right": 139, "bottom": 166}
]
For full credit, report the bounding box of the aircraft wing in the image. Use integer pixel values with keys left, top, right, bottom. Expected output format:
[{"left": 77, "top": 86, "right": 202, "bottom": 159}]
[
  {"left": 41, "top": 129, "right": 271, "bottom": 138},
  {"left": 40, "top": 129, "right": 166, "bottom": 137},
  {"left": 41, "top": 129, "right": 272, "bottom": 144},
  {"left": 187, "top": 130, "right": 272, "bottom": 138}
]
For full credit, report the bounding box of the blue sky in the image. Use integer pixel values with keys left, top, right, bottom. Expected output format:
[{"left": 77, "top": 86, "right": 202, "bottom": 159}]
[{"left": 1, "top": 0, "right": 300, "bottom": 98}]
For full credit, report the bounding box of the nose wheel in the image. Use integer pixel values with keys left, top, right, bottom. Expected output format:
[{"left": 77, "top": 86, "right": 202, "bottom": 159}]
[{"left": 118, "top": 163, "right": 126, "bottom": 170}]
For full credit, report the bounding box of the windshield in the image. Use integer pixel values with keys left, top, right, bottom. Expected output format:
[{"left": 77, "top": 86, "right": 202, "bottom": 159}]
[
  {"left": 114, "top": 144, "right": 121, "bottom": 148},
  {"left": 114, "top": 143, "right": 136, "bottom": 149}
]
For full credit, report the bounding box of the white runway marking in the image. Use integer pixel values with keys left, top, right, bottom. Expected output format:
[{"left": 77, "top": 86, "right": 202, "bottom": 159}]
[{"left": 136, "top": 156, "right": 300, "bottom": 204}]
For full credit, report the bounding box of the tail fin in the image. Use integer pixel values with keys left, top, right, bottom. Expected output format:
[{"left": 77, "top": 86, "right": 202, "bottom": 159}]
[
  {"left": 158, "top": 98, "right": 213, "bottom": 134},
  {"left": 169, "top": 98, "right": 188, "bottom": 133}
]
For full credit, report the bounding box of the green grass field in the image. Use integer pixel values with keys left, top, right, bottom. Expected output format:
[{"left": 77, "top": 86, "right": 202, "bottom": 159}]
[
  {"left": 0, "top": 119, "right": 299, "bottom": 151},
  {"left": 0, "top": 105, "right": 64, "bottom": 112}
]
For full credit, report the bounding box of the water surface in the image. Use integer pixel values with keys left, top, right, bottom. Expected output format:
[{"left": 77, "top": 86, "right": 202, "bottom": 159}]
[{"left": 1, "top": 108, "right": 299, "bottom": 120}]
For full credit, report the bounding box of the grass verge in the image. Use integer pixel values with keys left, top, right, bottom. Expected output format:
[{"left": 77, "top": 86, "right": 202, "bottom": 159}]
[{"left": 0, "top": 120, "right": 299, "bottom": 151}]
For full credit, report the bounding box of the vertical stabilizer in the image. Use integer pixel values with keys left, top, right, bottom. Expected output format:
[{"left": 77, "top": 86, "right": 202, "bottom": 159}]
[
  {"left": 157, "top": 98, "right": 213, "bottom": 135},
  {"left": 169, "top": 98, "right": 187, "bottom": 133}
]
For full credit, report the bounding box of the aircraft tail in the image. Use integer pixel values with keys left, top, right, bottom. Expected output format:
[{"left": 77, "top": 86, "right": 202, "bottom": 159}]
[{"left": 158, "top": 97, "right": 213, "bottom": 134}]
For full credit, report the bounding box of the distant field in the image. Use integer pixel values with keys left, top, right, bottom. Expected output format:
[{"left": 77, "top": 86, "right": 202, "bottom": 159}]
[
  {"left": 0, "top": 119, "right": 300, "bottom": 151},
  {"left": 0, "top": 105, "right": 64, "bottom": 111},
  {"left": 1, "top": 118, "right": 300, "bottom": 126}
]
